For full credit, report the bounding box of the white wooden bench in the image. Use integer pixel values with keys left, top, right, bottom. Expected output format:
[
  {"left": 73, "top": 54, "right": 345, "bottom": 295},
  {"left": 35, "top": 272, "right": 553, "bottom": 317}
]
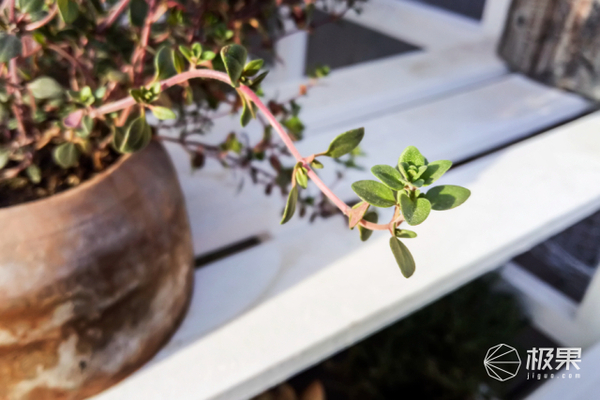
[{"left": 91, "top": 1, "right": 600, "bottom": 399}]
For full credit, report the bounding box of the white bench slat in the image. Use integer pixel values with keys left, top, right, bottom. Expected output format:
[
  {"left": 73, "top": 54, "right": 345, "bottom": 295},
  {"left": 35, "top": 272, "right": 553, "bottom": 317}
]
[
  {"left": 93, "top": 110, "right": 600, "bottom": 400},
  {"left": 262, "top": 39, "right": 507, "bottom": 135},
  {"left": 170, "top": 74, "right": 589, "bottom": 255},
  {"left": 343, "top": 0, "right": 482, "bottom": 50}
]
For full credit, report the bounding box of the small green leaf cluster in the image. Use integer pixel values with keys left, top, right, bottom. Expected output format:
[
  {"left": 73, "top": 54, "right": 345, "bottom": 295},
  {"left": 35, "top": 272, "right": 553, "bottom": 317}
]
[
  {"left": 177, "top": 43, "right": 216, "bottom": 69},
  {"left": 280, "top": 127, "right": 365, "bottom": 225},
  {"left": 308, "top": 65, "right": 331, "bottom": 79},
  {"left": 351, "top": 146, "right": 470, "bottom": 277},
  {"left": 223, "top": 45, "right": 267, "bottom": 92},
  {"left": 68, "top": 86, "right": 105, "bottom": 107},
  {"left": 219, "top": 44, "right": 269, "bottom": 127}
]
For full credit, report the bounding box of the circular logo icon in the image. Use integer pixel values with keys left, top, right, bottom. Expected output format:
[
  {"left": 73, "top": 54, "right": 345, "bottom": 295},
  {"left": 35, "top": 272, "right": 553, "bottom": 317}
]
[{"left": 484, "top": 343, "right": 521, "bottom": 381}]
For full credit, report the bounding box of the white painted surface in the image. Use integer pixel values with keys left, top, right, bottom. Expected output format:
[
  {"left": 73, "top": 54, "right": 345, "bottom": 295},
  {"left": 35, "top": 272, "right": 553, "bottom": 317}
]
[
  {"left": 481, "top": 0, "right": 512, "bottom": 39},
  {"left": 263, "top": 39, "right": 507, "bottom": 135},
  {"left": 504, "top": 259, "right": 600, "bottom": 349},
  {"left": 573, "top": 261, "right": 600, "bottom": 347},
  {"left": 264, "top": 18, "right": 308, "bottom": 84},
  {"left": 93, "top": 111, "right": 600, "bottom": 400},
  {"left": 501, "top": 262, "right": 582, "bottom": 346},
  {"left": 344, "top": 0, "right": 482, "bottom": 50}
]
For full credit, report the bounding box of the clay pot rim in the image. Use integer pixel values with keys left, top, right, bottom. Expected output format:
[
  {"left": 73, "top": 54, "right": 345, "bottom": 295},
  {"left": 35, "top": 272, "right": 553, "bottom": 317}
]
[{"left": 0, "top": 143, "right": 139, "bottom": 213}]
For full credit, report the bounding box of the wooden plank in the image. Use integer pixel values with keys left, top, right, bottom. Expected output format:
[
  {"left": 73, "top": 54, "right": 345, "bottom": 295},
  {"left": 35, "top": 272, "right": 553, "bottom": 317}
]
[
  {"left": 499, "top": 0, "right": 600, "bottom": 101},
  {"left": 170, "top": 74, "right": 589, "bottom": 255},
  {"left": 92, "top": 110, "right": 600, "bottom": 400}
]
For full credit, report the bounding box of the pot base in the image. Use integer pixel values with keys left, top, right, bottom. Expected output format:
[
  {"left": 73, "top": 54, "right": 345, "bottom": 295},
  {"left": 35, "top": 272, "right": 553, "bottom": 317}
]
[{"left": 0, "top": 142, "right": 194, "bottom": 400}]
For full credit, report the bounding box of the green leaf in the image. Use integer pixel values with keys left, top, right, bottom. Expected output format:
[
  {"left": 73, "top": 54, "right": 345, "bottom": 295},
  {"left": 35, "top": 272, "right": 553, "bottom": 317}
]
[
  {"left": 95, "top": 87, "right": 107, "bottom": 100},
  {"left": 172, "top": 47, "right": 186, "bottom": 73},
  {"left": 295, "top": 165, "right": 308, "bottom": 189},
  {"left": 201, "top": 50, "right": 216, "bottom": 61},
  {"left": 420, "top": 160, "right": 452, "bottom": 186},
  {"left": 19, "top": 0, "right": 44, "bottom": 14},
  {"left": 130, "top": 88, "right": 145, "bottom": 104},
  {"left": 324, "top": 127, "right": 364, "bottom": 158},
  {"left": 57, "top": 0, "right": 79, "bottom": 23},
  {"left": 280, "top": 185, "right": 298, "bottom": 225},
  {"left": 283, "top": 116, "right": 304, "bottom": 139},
  {"left": 154, "top": 46, "right": 176, "bottom": 80},
  {"left": 26, "top": 164, "right": 41, "bottom": 184},
  {"left": 399, "top": 192, "right": 431, "bottom": 226},
  {"left": 389, "top": 237, "right": 416, "bottom": 278},
  {"left": 413, "top": 165, "right": 428, "bottom": 180},
  {"left": 412, "top": 179, "right": 424, "bottom": 187},
  {"left": 243, "top": 59, "right": 264, "bottom": 76},
  {"left": 151, "top": 106, "right": 176, "bottom": 120},
  {"left": 222, "top": 133, "right": 242, "bottom": 154},
  {"left": 394, "top": 229, "right": 417, "bottom": 239},
  {"left": 179, "top": 45, "right": 193, "bottom": 63},
  {"left": 371, "top": 164, "right": 406, "bottom": 190},
  {"left": 0, "top": 34, "right": 22, "bottom": 63},
  {"left": 113, "top": 116, "right": 152, "bottom": 153},
  {"left": 191, "top": 42, "right": 202, "bottom": 59},
  {"left": 129, "top": 0, "right": 148, "bottom": 27},
  {"left": 250, "top": 71, "right": 269, "bottom": 90},
  {"left": 309, "top": 65, "right": 330, "bottom": 78},
  {"left": 358, "top": 211, "right": 378, "bottom": 241},
  {"left": 240, "top": 98, "right": 252, "bottom": 127},
  {"left": 220, "top": 44, "right": 247, "bottom": 87},
  {"left": 311, "top": 159, "right": 324, "bottom": 169},
  {"left": 53, "top": 142, "right": 80, "bottom": 168},
  {"left": 76, "top": 115, "right": 94, "bottom": 138},
  {"left": 351, "top": 180, "right": 396, "bottom": 208},
  {"left": 80, "top": 86, "right": 94, "bottom": 105},
  {"left": 28, "top": 77, "right": 64, "bottom": 99},
  {"left": 129, "top": 84, "right": 160, "bottom": 104},
  {"left": 398, "top": 162, "right": 408, "bottom": 180},
  {"left": 425, "top": 185, "right": 470, "bottom": 210},
  {"left": 399, "top": 145, "right": 425, "bottom": 167},
  {"left": 0, "top": 148, "right": 10, "bottom": 170}
]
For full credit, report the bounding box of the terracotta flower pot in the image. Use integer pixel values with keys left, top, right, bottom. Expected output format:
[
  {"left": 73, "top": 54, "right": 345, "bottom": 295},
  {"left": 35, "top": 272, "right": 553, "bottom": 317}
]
[{"left": 0, "top": 141, "right": 194, "bottom": 400}]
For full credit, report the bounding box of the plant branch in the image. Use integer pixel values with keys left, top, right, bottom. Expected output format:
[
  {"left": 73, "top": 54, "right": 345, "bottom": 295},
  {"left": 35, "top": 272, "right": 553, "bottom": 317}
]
[
  {"left": 85, "top": 69, "right": 392, "bottom": 231},
  {"left": 24, "top": 5, "right": 58, "bottom": 31},
  {"left": 47, "top": 44, "right": 94, "bottom": 87},
  {"left": 98, "top": 0, "right": 131, "bottom": 32},
  {"left": 9, "top": 59, "right": 26, "bottom": 143},
  {"left": 8, "top": 0, "right": 15, "bottom": 21},
  {"left": 132, "top": 0, "right": 156, "bottom": 84}
]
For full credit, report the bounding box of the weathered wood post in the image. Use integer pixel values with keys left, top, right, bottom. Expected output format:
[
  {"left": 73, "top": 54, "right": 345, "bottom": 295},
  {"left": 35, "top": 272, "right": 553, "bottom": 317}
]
[{"left": 499, "top": 0, "right": 600, "bottom": 101}]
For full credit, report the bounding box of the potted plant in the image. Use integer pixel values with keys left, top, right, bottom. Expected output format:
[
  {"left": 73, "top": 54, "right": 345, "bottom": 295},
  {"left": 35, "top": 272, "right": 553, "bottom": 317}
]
[{"left": 0, "top": 0, "right": 470, "bottom": 398}]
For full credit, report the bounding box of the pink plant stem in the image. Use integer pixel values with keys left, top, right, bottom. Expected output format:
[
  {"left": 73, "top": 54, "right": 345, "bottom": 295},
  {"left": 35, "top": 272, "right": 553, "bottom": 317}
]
[
  {"left": 87, "top": 69, "right": 391, "bottom": 231},
  {"left": 98, "top": 0, "right": 131, "bottom": 31},
  {"left": 24, "top": 5, "right": 58, "bottom": 31},
  {"left": 9, "top": 59, "right": 26, "bottom": 142},
  {"left": 8, "top": 0, "right": 14, "bottom": 21}
]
